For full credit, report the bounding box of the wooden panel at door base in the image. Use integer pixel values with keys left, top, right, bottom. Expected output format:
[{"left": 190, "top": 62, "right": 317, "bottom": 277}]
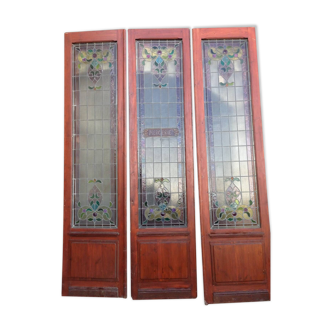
[
  {"left": 213, "top": 290, "right": 270, "bottom": 303},
  {"left": 138, "top": 288, "right": 193, "bottom": 300},
  {"left": 68, "top": 286, "right": 119, "bottom": 297}
]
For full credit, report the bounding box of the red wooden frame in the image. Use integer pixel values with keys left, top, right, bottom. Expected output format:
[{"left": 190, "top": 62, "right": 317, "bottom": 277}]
[
  {"left": 62, "top": 29, "right": 127, "bottom": 298},
  {"left": 193, "top": 27, "right": 270, "bottom": 304},
  {"left": 128, "top": 29, "right": 197, "bottom": 300}
]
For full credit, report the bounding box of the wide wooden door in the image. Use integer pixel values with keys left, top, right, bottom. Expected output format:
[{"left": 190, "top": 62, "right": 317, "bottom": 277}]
[
  {"left": 193, "top": 28, "right": 270, "bottom": 304},
  {"left": 129, "top": 29, "right": 197, "bottom": 300},
  {"left": 62, "top": 30, "right": 126, "bottom": 298}
]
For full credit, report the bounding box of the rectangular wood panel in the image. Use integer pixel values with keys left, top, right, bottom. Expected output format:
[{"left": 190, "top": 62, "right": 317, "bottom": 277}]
[
  {"left": 160, "top": 242, "right": 188, "bottom": 279},
  {"left": 140, "top": 242, "right": 159, "bottom": 280},
  {"left": 211, "top": 242, "right": 265, "bottom": 283},
  {"left": 139, "top": 240, "right": 189, "bottom": 281},
  {"left": 70, "top": 241, "right": 117, "bottom": 280}
]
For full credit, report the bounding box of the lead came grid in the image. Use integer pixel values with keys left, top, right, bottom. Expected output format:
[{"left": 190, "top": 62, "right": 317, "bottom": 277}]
[
  {"left": 136, "top": 40, "right": 187, "bottom": 228},
  {"left": 71, "top": 42, "right": 118, "bottom": 228},
  {"left": 202, "top": 39, "right": 260, "bottom": 229}
]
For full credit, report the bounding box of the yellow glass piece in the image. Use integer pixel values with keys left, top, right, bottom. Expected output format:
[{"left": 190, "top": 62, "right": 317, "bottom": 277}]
[{"left": 207, "top": 46, "right": 243, "bottom": 61}]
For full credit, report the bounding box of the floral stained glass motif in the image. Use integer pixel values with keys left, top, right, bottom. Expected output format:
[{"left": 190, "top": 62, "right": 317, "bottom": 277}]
[
  {"left": 143, "top": 178, "right": 183, "bottom": 224},
  {"left": 208, "top": 45, "right": 244, "bottom": 86},
  {"left": 136, "top": 40, "right": 186, "bottom": 228},
  {"left": 139, "top": 42, "right": 180, "bottom": 88},
  {"left": 76, "top": 179, "right": 115, "bottom": 226},
  {"left": 212, "top": 177, "right": 256, "bottom": 226},
  {"left": 202, "top": 39, "right": 260, "bottom": 229},
  {"left": 76, "top": 45, "right": 115, "bottom": 90}
]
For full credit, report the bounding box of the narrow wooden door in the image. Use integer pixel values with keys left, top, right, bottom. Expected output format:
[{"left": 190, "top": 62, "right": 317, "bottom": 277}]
[
  {"left": 129, "top": 29, "right": 197, "bottom": 300},
  {"left": 62, "top": 30, "right": 126, "bottom": 298},
  {"left": 193, "top": 27, "right": 270, "bottom": 304}
]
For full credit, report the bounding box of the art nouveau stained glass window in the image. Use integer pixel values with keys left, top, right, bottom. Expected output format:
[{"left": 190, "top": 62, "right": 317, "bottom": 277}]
[
  {"left": 136, "top": 40, "right": 187, "bottom": 228},
  {"left": 202, "top": 39, "right": 260, "bottom": 229},
  {"left": 72, "top": 42, "right": 118, "bottom": 228}
]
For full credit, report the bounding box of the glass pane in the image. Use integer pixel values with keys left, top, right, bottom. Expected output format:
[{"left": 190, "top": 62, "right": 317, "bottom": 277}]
[
  {"left": 202, "top": 39, "right": 260, "bottom": 229},
  {"left": 136, "top": 40, "right": 187, "bottom": 228},
  {"left": 72, "top": 42, "right": 118, "bottom": 228}
]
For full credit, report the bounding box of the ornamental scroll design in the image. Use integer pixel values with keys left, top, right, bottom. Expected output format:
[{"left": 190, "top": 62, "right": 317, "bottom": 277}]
[
  {"left": 207, "top": 44, "right": 244, "bottom": 87},
  {"left": 140, "top": 43, "right": 180, "bottom": 88},
  {"left": 212, "top": 177, "right": 256, "bottom": 226},
  {"left": 143, "top": 178, "right": 184, "bottom": 225},
  {"left": 76, "top": 179, "right": 114, "bottom": 226},
  {"left": 76, "top": 45, "right": 115, "bottom": 90}
]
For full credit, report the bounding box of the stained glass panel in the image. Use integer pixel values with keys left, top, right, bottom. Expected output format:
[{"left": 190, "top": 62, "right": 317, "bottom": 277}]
[
  {"left": 136, "top": 40, "right": 187, "bottom": 228},
  {"left": 202, "top": 39, "right": 260, "bottom": 229},
  {"left": 72, "top": 42, "right": 118, "bottom": 228}
]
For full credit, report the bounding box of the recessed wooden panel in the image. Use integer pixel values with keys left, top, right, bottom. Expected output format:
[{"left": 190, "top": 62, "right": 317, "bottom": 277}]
[
  {"left": 212, "top": 243, "right": 237, "bottom": 283},
  {"left": 235, "top": 243, "right": 265, "bottom": 282},
  {"left": 139, "top": 241, "right": 189, "bottom": 281},
  {"left": 212, "top": 242, "right": 265, "bottom": 283},
  {"left": 140, "top": 242, "right": 159, "bottom": 280},
  {"left": 160, "top": 242, "right": 188, "bottom": 279},
  {"left": 70, "top": 241, "right": 117, "bottom": 280}
]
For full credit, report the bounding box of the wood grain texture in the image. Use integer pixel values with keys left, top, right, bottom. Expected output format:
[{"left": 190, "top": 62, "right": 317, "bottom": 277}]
[
  {"left": 70, "top": 241, "right": 118, "bottom": 280},
  {"left": 211, "top": 242, "right": 266, "bottom": 284},
  {"left": 213, "top": 290, "right": 269, "bottom": 303}
]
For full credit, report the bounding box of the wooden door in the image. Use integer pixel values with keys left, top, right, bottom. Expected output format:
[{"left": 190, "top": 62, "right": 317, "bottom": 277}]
[
  {"left": 62, "top": 30, "right": 127, "bottom": 298},
  {"left": 129, "top": 29, "right": 197, "bottom": 300},
  {"left": 193, "top": 27, "right": 270, "bottom": 304}
]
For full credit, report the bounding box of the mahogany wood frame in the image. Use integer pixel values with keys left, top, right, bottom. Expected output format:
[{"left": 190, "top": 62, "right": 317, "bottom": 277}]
[
  {"left": 193, "top": 27, "right": 270, "bottom": 304},
  {"left": 128, "top": 29, "right": 197, "bottom": 300},
  {"left": 62, "top": 30, "right": 127, "bottom": 298}
]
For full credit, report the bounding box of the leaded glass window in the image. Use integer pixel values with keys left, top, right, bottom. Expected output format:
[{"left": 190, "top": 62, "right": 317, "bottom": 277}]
[
  {"left": 136, "top": 40, "right": 187, "bottom": 228},
  {"left": 72, "top": 42, "right": 118, "bottom": 228},
  {"left": 202, "top": 39, "right": 260, "bottom": 229}
]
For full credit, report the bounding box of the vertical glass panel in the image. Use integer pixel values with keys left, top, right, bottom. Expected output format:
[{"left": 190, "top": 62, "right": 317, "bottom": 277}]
[
  {"left": 202, "top": 39, "right": 260, "bottom": 229},
  {"left": 72, "top": 42, "right": 118, "bottom": 228},
  {"left": 136, "top": 40, "right": 187, "bottom": 228}
]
